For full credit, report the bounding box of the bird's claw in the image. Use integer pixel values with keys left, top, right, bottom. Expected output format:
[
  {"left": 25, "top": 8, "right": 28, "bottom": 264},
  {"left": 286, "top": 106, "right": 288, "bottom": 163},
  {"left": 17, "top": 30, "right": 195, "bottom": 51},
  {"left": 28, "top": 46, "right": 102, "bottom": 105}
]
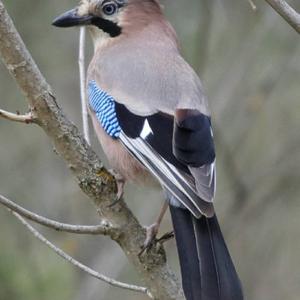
[
  {"left": 139, "top": 224, "right": 158, "bottom": 256},
  {"left": 138, "top": 224, "right": 174, "bottom": 256},
  {"left": 107, "top": 195, "right": 122, "bottom": 208},
  {"left": 107, "top": 170, "right": 125, "bottom": 208},
  {"left": 156, "top": 231, "right": 174, "bottom": 243}
]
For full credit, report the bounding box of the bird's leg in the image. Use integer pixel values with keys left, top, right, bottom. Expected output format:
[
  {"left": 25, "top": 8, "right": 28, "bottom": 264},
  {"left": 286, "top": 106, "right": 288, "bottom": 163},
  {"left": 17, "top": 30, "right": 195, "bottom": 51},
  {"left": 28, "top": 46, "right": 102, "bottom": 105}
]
[
  {"left": 107, "top": 169, "right": 125, "bottom": 207},
  {"left": 139, "top": 201, "right": 173, "bottom": 255}
]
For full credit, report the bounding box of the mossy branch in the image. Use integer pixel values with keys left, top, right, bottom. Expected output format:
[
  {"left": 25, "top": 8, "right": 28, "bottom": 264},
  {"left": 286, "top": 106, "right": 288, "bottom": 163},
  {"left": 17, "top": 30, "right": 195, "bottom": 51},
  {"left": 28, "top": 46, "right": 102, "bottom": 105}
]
[{"left": 0, "top": 2, "right": 183, "bottom": 299}]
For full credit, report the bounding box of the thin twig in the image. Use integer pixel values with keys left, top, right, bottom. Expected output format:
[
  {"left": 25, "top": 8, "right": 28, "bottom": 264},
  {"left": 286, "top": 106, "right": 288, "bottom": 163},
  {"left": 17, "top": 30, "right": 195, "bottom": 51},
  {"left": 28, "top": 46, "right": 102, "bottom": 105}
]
[
  {"left": 0, "top": 109, "right": 35, "bottom": 123},
  {"left": 0, "top": 194, "right": 118, "bottom": 235},
  {"left": 79, "top": 26, "right": 90, "bottom": 145},
  {"left": 247, "top": 0, "right": 257, "bottom": 11},
  {"left": 11, "top": 211, "right": 153, "bottom": 299},
  {"left": 265, "top": 0, "right": 300, "bottom": 33}
]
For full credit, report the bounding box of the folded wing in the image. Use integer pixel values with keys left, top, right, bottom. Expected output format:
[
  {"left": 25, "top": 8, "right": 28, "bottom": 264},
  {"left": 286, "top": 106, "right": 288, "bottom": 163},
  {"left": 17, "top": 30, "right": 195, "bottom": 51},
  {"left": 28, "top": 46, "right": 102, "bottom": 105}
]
[{"left": 88, "top": 80, "right": 216, "bottom": 218}]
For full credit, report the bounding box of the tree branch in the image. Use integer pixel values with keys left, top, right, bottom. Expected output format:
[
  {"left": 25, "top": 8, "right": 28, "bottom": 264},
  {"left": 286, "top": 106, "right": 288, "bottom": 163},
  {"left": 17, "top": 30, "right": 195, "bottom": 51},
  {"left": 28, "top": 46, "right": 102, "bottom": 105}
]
[
  {"left": 0, "top": 2, "right": 182, "bottom": 299},
  {"left": 79, "top": 26, "right": 90, "bottom": 145},
  {"left": 11, "top": 211, "right": 153, "bottom": 298},
  {"left": 265, "top": 0, "right": 300, "bottom": 33},
  {"left": 247, "top": 0, "right": 257, "bottom": 11},
  {"left": 0, "top": 194, "right": 118, "bottom": 235},
  {"left": 0, "top": 108, "right": 35, "bottom": 123}
]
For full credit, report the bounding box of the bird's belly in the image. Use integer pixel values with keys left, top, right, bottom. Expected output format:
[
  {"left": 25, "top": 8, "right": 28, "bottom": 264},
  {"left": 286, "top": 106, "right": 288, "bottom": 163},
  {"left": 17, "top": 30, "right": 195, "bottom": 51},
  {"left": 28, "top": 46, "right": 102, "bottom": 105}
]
[{"left": 90, "top": 111, "right": 158, "bottom": 186}]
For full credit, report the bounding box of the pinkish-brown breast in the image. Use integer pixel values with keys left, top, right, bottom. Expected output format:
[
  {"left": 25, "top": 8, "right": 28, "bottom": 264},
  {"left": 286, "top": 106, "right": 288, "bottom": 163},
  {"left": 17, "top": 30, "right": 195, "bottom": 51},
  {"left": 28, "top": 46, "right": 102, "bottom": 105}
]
[{"left": 90, "top": 111, "right": 157, "bottom": 186}]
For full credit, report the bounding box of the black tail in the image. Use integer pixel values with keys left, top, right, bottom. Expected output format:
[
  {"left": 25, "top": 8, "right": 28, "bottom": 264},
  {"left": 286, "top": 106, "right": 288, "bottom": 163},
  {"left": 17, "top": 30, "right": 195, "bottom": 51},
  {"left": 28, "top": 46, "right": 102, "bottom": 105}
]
[{"left": 170, "top": 206, "right": 244, "bottom": 300}]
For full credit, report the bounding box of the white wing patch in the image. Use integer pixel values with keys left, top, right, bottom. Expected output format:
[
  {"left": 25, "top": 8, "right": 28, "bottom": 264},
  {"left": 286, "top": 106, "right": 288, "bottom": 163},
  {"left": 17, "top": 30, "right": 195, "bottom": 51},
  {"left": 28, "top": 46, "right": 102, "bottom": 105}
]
[
  {"left": 140, "top": 119, "right": 153, "bottom": 139},
  {"left": 119, "top": 131, "right": 215, "bottom": 218}
]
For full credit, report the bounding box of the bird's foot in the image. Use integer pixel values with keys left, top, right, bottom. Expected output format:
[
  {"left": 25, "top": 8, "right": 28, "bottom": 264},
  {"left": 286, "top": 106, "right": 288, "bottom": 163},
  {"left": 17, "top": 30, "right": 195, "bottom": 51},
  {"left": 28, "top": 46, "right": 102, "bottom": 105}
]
[
  {"left": 139, "top": 223, "right": 159, "bottom": 256},
  {"left": 156, "top": 231, "right": 174, "bottom": 244},
  {"left": 107, "top": 170, "right": 125, "bottom": 208},
  {"left": 138, "top": 224, "right": 174, "bottom": 256}
]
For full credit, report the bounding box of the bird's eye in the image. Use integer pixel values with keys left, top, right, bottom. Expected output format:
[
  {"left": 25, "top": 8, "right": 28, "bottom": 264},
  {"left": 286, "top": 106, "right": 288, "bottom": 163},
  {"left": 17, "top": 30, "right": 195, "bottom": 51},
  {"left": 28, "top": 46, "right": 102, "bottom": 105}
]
[{"left": 102, "top": 3, "right": 118, "bottom": 15}]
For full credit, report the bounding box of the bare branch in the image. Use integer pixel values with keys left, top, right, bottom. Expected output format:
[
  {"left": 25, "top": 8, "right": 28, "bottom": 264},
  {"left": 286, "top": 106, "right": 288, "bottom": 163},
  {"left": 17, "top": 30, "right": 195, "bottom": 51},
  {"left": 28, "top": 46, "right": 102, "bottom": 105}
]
[
  {"left": 0, "top": 194, "right": 119, "bottom": 235},
  {"left": 0, "top": 108, "right": 35, "bottom": 123},
  {"left": 0, "top": 2, "right": 183, "bottom": 298},
  {"left": 79, "top": 26, "right": 90, "bottom": 145},
  {"left": 11, "top": 211, "right": 153, "bottom": 299},
  {"left": 247, "top": 0, "right": 257, "bottom": 11},
  {"left": 265, "top": 0, "right": 300, "bottom": 33}
]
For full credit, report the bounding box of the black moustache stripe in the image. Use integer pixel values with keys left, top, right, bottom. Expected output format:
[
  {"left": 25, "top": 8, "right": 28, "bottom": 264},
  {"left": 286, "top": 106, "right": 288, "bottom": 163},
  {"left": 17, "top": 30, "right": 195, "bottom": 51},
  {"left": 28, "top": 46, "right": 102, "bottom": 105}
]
[{"left": 91, "top": 17, "right": 122, "bottom": 37}]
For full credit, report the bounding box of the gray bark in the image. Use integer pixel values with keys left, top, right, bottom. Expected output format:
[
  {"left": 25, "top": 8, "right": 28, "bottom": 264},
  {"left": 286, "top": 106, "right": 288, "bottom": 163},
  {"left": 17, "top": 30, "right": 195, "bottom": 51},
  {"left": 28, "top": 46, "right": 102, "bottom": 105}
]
[
  {"left": 0, "top": 2, "right": 183, "bottom": 299},
  {"left": 265, "top": 0, "right": 300, "bottom": 33}
]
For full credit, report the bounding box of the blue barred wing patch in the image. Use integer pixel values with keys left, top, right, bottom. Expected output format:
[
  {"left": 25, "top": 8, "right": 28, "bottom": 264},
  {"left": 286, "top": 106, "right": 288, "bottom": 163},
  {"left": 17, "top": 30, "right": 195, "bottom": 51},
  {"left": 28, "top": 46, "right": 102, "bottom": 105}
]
[{"left": 88, "top": 81, "right": 121, "bottom": 138}]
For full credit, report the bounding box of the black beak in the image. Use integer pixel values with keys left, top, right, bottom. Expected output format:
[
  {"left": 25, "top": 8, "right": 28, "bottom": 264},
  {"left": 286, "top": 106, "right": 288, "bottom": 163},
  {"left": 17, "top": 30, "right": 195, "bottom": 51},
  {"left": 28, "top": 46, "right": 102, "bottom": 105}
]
[{"left": 52, "top": 8, "right": 93, "bottom": 28}]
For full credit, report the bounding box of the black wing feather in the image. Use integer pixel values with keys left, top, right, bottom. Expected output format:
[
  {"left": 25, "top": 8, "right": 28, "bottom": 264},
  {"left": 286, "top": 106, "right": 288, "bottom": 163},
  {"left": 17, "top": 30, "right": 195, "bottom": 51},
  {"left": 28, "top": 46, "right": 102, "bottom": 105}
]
[{"left": 115, "top": 102, "right": 216, "bottom": 218}]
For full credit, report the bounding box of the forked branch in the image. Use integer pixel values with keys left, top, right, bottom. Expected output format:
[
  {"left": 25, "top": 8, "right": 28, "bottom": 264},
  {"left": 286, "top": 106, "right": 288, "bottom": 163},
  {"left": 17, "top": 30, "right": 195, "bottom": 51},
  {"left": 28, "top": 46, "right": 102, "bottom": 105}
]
[
  {"left": 0, "top": 2, "right": 183, "bottom": 299},
  {"left": 11, "top": 211, "right": 153, "bottom": 298},
  {"left": 0, "top": 194, "right": 119, "bottom": 235}
]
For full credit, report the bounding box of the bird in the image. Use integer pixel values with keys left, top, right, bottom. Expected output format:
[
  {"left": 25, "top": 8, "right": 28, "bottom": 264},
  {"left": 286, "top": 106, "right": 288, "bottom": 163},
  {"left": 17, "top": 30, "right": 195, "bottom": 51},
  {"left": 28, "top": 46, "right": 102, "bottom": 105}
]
[{"left": 52, "top": 1, "right": 244, "bottom": 299}]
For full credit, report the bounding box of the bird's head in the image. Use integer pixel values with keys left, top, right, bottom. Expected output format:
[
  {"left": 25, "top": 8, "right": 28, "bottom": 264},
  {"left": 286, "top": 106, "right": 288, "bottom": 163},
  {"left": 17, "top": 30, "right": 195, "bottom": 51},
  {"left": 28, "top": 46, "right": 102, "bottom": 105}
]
[{"left": 52, "top": 0, "right": 162, "bottom": 47}]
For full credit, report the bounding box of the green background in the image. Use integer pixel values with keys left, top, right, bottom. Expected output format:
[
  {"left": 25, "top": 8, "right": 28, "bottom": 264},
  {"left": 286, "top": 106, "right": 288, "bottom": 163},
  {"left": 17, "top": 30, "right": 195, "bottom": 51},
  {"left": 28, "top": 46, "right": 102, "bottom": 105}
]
[{"left": 0, "top": 1, "right": 299, "bottom": 299}]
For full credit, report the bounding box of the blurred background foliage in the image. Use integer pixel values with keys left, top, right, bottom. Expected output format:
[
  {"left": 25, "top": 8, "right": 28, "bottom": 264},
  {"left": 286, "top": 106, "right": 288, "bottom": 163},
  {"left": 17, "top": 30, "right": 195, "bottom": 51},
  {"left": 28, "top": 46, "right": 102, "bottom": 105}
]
[{"left": 0, "top": 0, "right": 299, "bottom": 299}]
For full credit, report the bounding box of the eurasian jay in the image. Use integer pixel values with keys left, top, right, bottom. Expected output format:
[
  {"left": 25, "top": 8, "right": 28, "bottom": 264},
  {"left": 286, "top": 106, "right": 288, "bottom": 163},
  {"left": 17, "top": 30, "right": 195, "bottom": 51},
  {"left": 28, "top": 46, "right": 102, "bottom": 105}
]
[{"left": 53, "top": 1, "right": 244, "bottom": 299}]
